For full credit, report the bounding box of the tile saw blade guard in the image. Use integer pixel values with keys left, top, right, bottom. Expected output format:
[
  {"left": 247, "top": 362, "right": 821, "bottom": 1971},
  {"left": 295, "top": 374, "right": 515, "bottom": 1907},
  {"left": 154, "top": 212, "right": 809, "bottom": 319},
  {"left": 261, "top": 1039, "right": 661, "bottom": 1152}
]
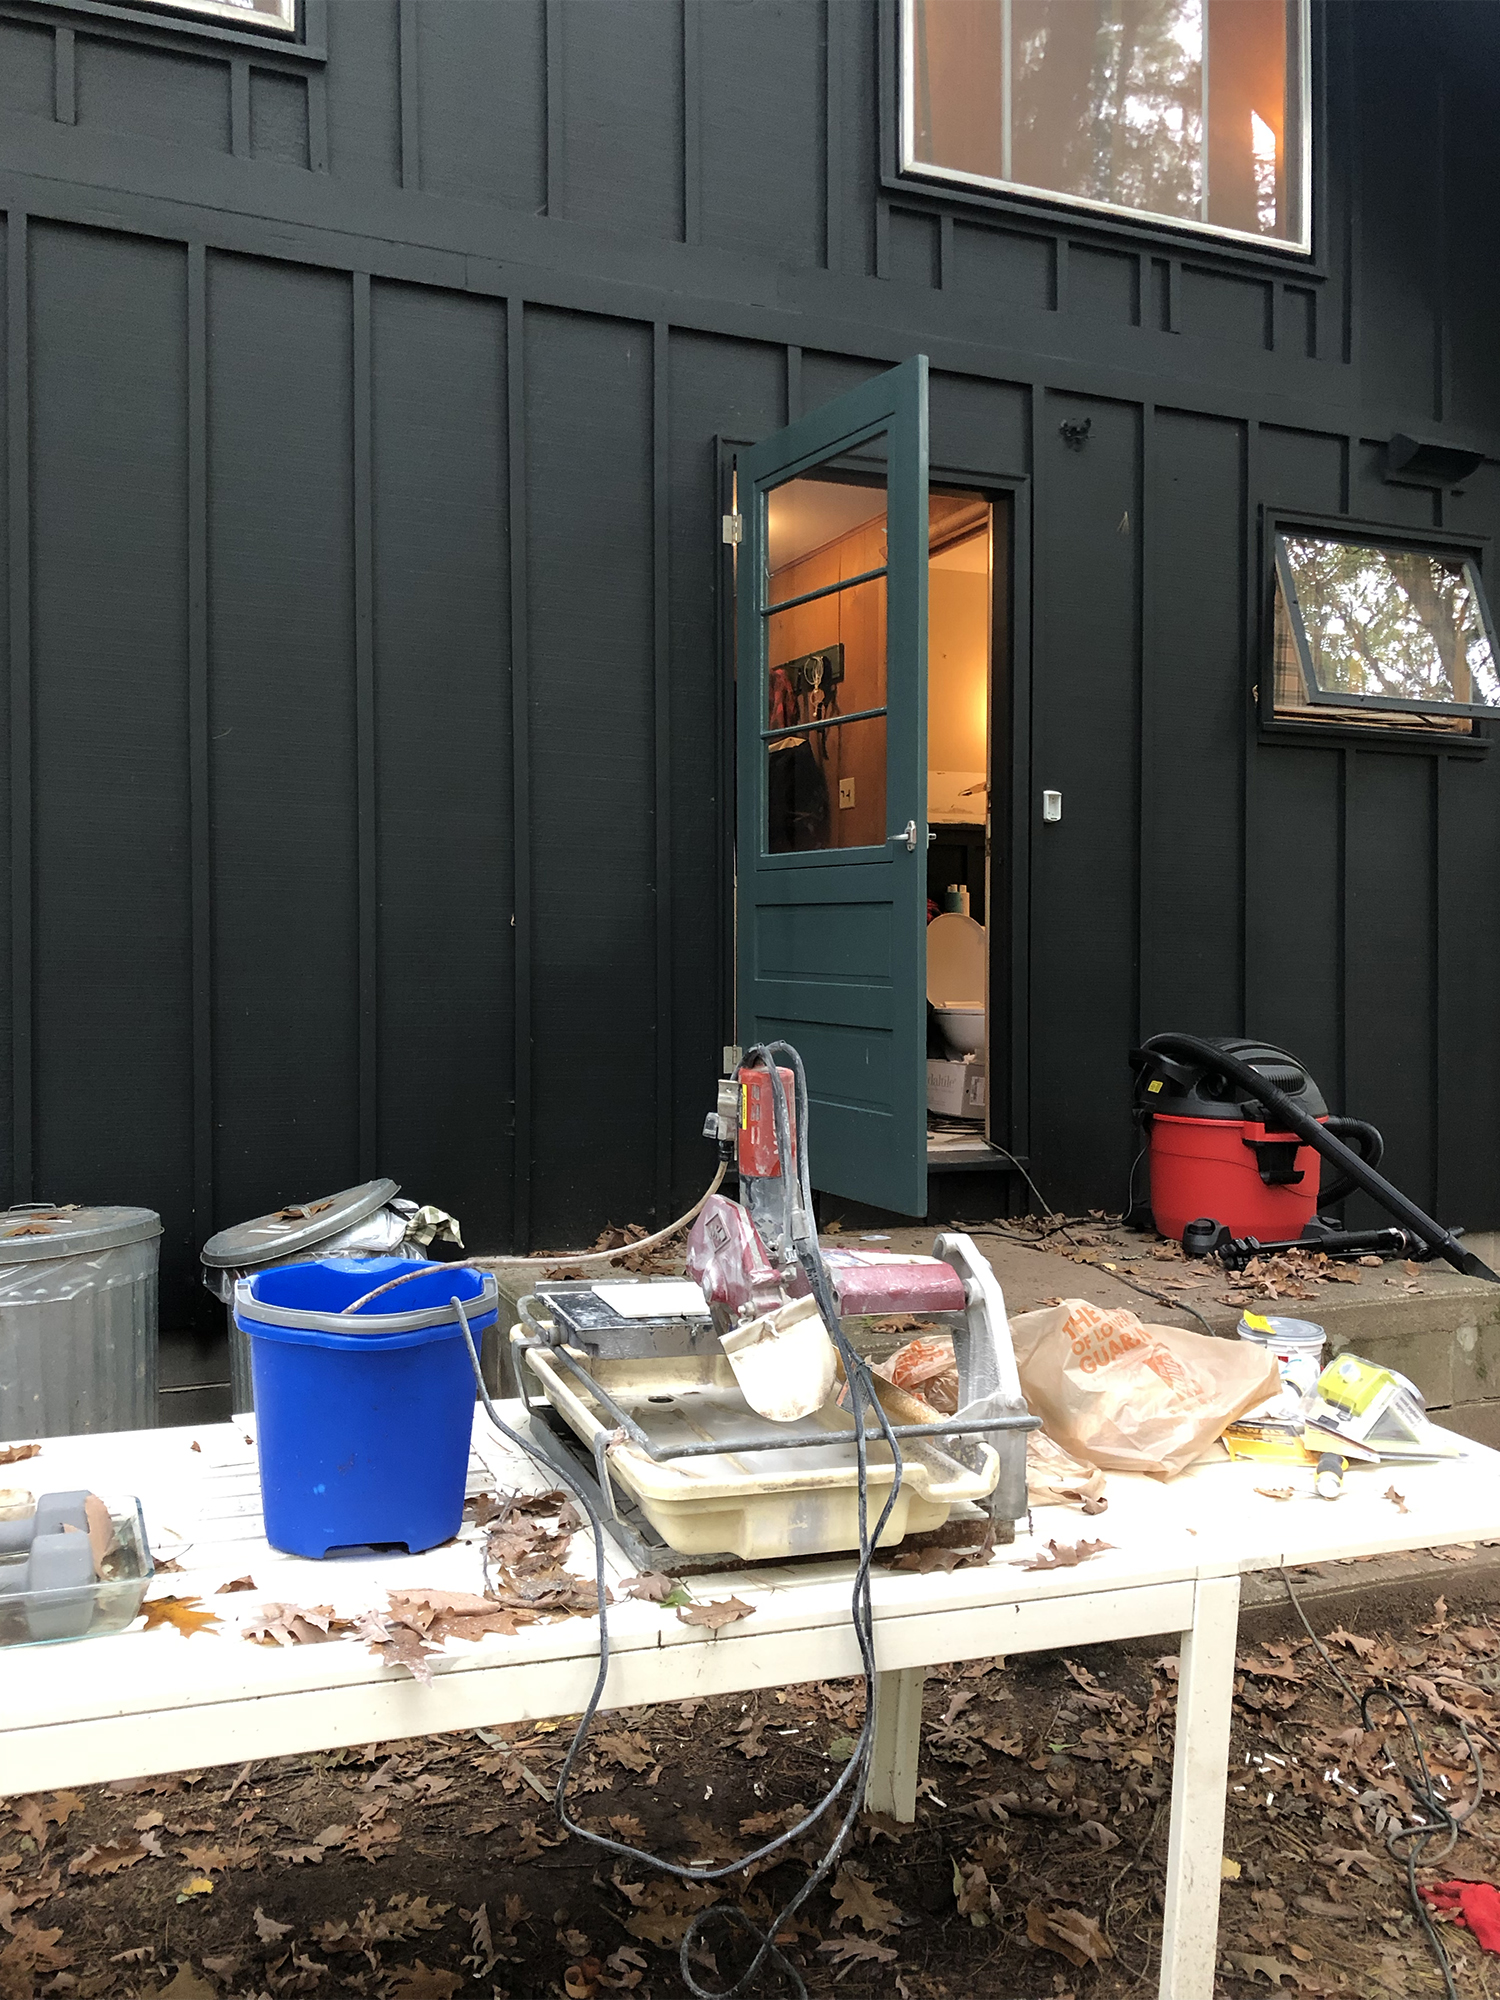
[{"left": 509, "top": 1046, "right": 1037, "bottom": 1566}]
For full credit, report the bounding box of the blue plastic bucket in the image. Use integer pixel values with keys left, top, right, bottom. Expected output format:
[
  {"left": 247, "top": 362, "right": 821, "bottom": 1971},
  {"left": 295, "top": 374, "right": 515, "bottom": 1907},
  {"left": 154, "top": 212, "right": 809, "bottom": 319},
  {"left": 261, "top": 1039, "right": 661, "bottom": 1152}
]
[{"left": 234, "top": 1257, "right": 498, "bottom": 1559}]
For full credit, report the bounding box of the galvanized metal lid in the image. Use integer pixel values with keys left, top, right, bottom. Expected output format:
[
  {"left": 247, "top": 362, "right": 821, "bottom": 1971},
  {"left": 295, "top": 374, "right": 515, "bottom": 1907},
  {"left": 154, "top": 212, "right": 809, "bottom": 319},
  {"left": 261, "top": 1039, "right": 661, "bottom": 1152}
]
[
  {"left": 200, "top": 1179, "right": 400, "bottom": 1271},
  {"left": 0, "top": 1203, "right": 162, "bottom": 1262}
]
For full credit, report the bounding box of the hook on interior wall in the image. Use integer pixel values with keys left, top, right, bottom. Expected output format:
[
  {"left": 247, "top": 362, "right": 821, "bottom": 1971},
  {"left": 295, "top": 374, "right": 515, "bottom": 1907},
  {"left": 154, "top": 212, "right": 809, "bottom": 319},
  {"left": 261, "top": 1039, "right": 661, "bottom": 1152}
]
[{"left": 1059, "top": 418, "right": 1092, "bottom": 452}]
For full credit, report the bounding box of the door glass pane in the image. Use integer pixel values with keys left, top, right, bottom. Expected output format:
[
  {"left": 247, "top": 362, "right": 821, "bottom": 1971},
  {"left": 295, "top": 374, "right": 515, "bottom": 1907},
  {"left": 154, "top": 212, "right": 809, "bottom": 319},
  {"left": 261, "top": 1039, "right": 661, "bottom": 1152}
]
[{"left": 764, "top": 459, "right": 890, "bottom": 853}]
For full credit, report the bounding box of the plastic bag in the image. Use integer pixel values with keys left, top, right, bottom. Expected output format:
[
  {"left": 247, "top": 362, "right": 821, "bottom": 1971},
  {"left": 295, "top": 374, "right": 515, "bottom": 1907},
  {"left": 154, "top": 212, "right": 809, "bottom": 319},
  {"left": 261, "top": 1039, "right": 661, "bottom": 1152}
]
[
  {"left": 872, "top": 1335, "right": 960, "bottom": 1415},
  {"left": 1026, "top": 1430, "right": 1107, "bottom": 1511},
  {"left": 1009, "top": 1298, "right": 1280, "bottom": 1478}
]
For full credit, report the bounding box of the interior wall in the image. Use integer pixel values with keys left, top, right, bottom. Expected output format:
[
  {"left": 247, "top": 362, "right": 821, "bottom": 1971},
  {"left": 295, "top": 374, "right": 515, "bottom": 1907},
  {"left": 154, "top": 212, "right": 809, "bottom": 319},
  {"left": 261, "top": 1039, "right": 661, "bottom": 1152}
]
[{"left": 928, "top": 556, "right": 989, "bottom": 781}]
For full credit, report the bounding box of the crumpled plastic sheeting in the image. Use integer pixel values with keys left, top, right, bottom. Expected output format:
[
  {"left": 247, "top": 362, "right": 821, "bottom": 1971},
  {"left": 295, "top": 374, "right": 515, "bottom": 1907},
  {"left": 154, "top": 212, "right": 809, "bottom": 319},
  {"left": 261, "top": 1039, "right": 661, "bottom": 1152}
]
[{"left": 0, "top": 1234, "right": 157, "bottom": 1305}]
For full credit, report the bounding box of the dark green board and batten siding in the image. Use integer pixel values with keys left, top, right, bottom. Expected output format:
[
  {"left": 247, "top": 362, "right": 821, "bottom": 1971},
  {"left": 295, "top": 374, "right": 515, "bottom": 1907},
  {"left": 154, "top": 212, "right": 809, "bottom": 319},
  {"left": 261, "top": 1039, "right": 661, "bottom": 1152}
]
[{"left": 0, "top": 0, "right": 1498, "bottom": 1415}]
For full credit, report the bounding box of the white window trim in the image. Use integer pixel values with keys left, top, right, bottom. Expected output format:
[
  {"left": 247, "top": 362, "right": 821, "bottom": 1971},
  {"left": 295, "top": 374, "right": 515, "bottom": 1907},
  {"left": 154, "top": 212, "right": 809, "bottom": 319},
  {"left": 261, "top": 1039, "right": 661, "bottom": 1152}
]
[
  {"left": 132, "top": 0, "right": 296, "bottom": 33},
  {"left": 899, "top": 0, "right": 1313, "bottom": 257}
]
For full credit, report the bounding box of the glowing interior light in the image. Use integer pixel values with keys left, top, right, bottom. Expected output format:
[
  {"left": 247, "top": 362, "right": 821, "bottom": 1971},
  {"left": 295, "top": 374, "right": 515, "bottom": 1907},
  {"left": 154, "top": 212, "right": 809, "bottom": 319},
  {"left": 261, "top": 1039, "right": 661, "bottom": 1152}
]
[{"left": 1251, "top": 110, "right": 1278, "bottom": 164}]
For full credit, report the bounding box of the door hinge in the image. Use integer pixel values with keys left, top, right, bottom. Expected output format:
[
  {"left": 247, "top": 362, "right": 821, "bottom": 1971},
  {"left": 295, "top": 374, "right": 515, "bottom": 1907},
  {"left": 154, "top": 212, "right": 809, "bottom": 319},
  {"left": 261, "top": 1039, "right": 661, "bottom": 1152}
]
[{"left": 721, "top": 512, "right": 743, "bottom": 546}]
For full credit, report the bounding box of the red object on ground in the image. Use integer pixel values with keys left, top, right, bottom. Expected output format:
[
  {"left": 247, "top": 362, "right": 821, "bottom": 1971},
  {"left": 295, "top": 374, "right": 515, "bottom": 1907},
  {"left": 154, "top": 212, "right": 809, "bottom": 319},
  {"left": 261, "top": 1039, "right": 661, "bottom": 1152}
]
[
  {"left": 1147, "top": 1111, "right": 1325, "bottom": 1243},
  {"left": 1420, "top": 1879, "right": 1500, "bottom": 1952}
]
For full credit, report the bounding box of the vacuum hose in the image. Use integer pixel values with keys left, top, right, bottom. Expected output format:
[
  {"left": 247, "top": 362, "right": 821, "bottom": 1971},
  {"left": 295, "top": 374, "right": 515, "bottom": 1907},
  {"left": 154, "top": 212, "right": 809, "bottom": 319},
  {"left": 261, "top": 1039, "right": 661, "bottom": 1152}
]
[{"left": 1139, "top": 1032, "right": 1499, "bottom": 1284}]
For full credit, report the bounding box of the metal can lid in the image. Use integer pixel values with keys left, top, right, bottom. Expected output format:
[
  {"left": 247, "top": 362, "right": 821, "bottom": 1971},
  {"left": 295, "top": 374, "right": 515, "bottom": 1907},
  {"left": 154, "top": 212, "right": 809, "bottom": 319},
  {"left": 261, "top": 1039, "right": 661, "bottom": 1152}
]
[
  {"left": 1237, "top": 1312, "right": 1325, "bottom": 1347},
  {"left": 0, "top": 1204, "right": 163, "bottom": 1263},
  {"left": 200, "top": 1179, "right": 400, "bottom": 1270}
]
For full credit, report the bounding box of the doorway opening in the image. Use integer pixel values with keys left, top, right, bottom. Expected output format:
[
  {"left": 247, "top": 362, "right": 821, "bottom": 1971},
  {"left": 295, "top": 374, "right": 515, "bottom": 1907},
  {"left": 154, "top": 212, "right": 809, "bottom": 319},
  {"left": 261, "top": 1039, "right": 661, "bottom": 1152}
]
[{"left": 760, "top": 472, "right": 1010, "bottom": 1182}]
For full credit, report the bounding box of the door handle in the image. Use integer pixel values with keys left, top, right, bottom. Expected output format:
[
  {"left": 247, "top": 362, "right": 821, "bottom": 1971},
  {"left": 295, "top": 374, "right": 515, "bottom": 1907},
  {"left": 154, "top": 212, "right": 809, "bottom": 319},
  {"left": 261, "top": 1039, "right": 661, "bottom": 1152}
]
[{"left": 890, "top": 820, "right": 918, "bottom": 851}]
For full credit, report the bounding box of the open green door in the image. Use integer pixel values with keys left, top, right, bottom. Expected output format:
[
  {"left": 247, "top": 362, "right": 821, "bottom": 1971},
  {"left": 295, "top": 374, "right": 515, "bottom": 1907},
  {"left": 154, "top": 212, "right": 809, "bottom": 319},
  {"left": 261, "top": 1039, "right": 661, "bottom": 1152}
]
[{"left": 736, "top": 356, "right": 930, "bottom": 1215}]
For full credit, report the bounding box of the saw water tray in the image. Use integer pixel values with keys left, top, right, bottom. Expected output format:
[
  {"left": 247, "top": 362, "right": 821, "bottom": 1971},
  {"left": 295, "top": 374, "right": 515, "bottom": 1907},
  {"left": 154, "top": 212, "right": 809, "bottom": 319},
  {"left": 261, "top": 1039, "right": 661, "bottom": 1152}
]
[{"left": 522, "top": 1345, "right": 1000, "bottom": 1561}]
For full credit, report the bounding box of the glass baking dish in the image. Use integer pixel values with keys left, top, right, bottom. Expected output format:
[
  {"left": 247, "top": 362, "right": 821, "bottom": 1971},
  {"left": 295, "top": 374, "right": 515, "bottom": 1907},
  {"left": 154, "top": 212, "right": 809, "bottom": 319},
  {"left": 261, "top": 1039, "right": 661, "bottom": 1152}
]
[{"left": 0, "top": 1496, "right": 154, "bottom": 1647}]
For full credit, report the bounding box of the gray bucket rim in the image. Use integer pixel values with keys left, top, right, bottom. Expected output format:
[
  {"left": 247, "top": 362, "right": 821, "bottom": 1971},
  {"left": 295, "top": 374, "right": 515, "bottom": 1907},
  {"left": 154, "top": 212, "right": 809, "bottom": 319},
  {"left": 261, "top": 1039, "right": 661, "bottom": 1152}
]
[{"left": 232, "top": 1270, "right": 498, "bottom": 1338}]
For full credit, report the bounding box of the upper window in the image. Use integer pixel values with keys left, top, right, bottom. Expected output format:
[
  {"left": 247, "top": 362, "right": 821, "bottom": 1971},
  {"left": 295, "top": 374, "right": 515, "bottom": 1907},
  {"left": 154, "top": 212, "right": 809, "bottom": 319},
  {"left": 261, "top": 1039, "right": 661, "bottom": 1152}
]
[
  {"left": 901, "top": 0, "right": 1310, "bottom": 253},
  {"left": 141, "top": 0, "right": 296, "bottom": 31},
  {"left": 1272, "top": 532, "right": 1500, "bottom": 732}
]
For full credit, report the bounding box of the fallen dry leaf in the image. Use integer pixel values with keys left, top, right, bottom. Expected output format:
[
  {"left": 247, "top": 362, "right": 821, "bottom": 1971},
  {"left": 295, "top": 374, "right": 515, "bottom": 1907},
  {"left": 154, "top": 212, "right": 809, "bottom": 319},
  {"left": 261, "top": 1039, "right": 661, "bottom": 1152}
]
[
  {"left": 1255, "top": 1486, "right": 1295, "bottom": 1502},
  {"left": 69, "top": 1840, "right": 147, "bottom": 1877},
  {"left": 831, "top": 1864, "right": 900, "bottom": 1934},
  {"left": 242, "top": 1602, "right": 354, "bottom": 1648},
  {"left": 1019, "top": 1538, "right": 1114, "bottom": 1573},
  {"left": 820, "top": 1934, "right": 898, "bottom": 1966},
  {"left": 140, "top": 1596, "right": 222, "bottom": 1639},
  {"left": 594, "top": 1731, "right": 654, "bottom": 1774},
  {"left": 1226, "top": 1951, "right": 1305, "bottom": 1987},
  {"left": 384, "top": 1963, "right": 465, "bottom": 2000},
  {"left": 253, "top": 1907, "right": 292, "bottom": 1943},
  {"left": 886, "top": 1524, "right": 996, "bottom": 1573},
  {"left": 675, "top": 1596, "right": 754, "bottom": 1630},
  {"left": 155, "top": 1967, "right": 216, "bottom": 1999},
  {"left": 1025, "top": 1901, "right": 1113, "bottom": 1969},
  {"left": 0, "top": 1445, "right": 40, "bottom": 1466},
  {"left": 619, "top": 1572, "right": 676, "bottom": 1601},
  {"left": 215, "top": 1576, "right": 257, "bottom": 1594},
  {"left": 1383, "top": 1485, "right": 1408, "bottom": 1514}
]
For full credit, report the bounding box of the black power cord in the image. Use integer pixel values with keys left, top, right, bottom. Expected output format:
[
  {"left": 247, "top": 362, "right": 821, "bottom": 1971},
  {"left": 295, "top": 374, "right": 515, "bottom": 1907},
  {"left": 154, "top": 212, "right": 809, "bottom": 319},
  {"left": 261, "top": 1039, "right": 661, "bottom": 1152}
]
[
  {"left": 1278, "top": 1567, "right": 1484, "bottom": 2000},
  {"left": 452, "top": 1040, "right": 907, "bottom": 2000}
]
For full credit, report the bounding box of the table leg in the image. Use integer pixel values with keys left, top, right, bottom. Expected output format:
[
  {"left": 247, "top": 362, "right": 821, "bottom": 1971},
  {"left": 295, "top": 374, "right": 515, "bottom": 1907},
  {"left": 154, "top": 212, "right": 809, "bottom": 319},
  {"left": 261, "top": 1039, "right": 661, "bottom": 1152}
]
[
  {"left": 865, "top": 1665, "right": 926, "bottom": 1822},
  {"left": 1159, "top": 1573, "right": 1240, "bottom": 2000}
]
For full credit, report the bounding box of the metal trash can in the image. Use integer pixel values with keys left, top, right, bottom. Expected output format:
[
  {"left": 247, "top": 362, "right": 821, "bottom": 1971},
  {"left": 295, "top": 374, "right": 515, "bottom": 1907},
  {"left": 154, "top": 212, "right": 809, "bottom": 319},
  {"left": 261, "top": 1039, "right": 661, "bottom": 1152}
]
[
  {"left": 0, "top": 1204, "right": 162, "bottom": 1439},
  {"left": 201, "top": 1181, "right": 436, "bottom": 1413}
]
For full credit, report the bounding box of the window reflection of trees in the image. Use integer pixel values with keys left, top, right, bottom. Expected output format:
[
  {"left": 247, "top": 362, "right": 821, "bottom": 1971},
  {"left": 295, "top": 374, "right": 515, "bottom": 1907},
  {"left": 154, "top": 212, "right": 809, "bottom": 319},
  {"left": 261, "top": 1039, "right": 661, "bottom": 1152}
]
[
  {"left": 1012, "top": 0, "right": 1205, "bottom": 221},
  {"left": 1284, "top": 538, "right": 1500, "bottom": 709}
]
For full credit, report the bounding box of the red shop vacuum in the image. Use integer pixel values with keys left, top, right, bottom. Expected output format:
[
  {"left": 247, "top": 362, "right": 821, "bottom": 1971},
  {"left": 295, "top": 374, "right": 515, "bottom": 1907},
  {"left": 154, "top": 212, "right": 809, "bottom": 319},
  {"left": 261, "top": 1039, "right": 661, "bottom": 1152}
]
[{"left": 1128, "top": 1032, "right": 1499, "bottom": 1282}]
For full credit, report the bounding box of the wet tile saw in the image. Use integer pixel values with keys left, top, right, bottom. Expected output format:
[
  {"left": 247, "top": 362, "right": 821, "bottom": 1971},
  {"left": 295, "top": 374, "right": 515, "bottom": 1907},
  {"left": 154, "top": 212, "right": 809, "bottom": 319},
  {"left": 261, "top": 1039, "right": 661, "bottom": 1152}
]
[{"left": 510, "top": 1047, "right": 1036, "bottom": 1571}]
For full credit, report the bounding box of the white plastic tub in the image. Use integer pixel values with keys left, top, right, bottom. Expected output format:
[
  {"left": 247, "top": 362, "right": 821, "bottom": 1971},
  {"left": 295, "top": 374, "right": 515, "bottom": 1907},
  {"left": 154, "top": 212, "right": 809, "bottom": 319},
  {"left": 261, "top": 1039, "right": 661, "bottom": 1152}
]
[{"left": 523, "top": 1344, "right": 1000, "bottom": 1560}]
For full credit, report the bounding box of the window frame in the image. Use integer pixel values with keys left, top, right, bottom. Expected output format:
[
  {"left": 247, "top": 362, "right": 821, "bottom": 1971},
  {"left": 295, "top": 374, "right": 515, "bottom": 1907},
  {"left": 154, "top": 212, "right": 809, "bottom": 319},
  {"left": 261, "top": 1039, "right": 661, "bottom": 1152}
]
[
  {"left": 1260, "top": 512, "right": 1500, "bottom": 740},
  {"left": 114, "top": 0, "right": 295, "bottom": 32},
  {"left": 896, "top": 0, "right": 1315, "bottom": 259}
]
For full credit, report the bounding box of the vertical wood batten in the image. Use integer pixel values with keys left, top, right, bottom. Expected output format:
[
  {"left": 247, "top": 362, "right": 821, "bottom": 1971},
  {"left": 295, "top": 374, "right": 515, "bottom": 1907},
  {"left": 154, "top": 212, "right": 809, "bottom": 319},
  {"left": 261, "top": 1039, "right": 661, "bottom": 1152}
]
[
  {"left": 785, "top": 345, "right": 802, "bottom": 427},
  {"left": 681, "top": 0, "right": 701, "bottom": 246},
  {"left": 352, "top": 272, "right": 378, "bottom": 1179},
  {"left": 7, "top": 214, "right": 31, "bottom": 1199},
  {"left": 1135, "top": 399, "right": 1154, "bottom": 1046},
  {"left": 1240, "top": 420, "right": 1261, "bottom": 1035},
  {"left": 307, "top": 71, "right": 329, "bottom": 174},
  {"left": 1429, "top": 755, "right": 1444, "bottom": 1209},
  {"left": 53, "top": 27, "right": 76, "bottom": 127},
  {"left": 652, "top": 322, "right": 672, "bottom": 1217},
  {"left": 187, "top": 243, "right": 213, "bottom": 1252},
  {"left": 544, "top": 0, "right": 564, "bottom": 222},
  {"left": 507, "top": 297, "right": 532, "bottom": 1249},
  {"left": 230, "top": 59, "right": 250, "bottom": 161},
  {"left": 823, "top": 0, "right": 841, "bottom": 275},
  {"left": 397, "top": 0, "right": 420, "bottom": 192}
]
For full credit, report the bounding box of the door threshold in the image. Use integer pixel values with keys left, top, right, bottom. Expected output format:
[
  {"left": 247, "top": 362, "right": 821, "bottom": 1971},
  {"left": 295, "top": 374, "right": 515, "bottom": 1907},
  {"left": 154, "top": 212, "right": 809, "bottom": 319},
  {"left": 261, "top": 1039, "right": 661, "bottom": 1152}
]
[{"left": 926, "top": 1125, "right": 1003, "bottom": 1171}]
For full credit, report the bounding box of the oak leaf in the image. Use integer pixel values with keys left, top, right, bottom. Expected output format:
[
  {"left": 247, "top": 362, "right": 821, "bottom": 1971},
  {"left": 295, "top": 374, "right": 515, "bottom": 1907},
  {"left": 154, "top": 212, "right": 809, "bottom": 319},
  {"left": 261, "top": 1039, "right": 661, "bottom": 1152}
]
[
  {"left": 1025, "top": 1901, "right": 1113, "bottom": 1968},
  {"left": 831, "top": 1865, "right": 900, "bottom": 1934},
  {"left": 140, "top": 1595, "right": 222, "bottom": 1639},
  {"left": 252, "top": 1907, "right": 292, "bottom": 1943},
  {"left": 675, "top": 1596, "right": 754, "bottom": 1630},
  {"left": 1019, "top": 1539, "right": 1114, "bottom": 1572},
  {"left": 0, "top": 1445, "right": 41, "bottom": 1466},
  {"left": 69, "top": 1840, "right": 147, "bottom": 1876}
]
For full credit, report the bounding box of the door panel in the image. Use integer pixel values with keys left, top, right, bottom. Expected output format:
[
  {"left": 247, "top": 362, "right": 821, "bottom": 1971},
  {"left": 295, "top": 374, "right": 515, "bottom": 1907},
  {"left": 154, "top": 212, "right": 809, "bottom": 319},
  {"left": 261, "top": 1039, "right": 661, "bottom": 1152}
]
[{"left": 736, "top": 356, "right": 929, "bottom": 1214}]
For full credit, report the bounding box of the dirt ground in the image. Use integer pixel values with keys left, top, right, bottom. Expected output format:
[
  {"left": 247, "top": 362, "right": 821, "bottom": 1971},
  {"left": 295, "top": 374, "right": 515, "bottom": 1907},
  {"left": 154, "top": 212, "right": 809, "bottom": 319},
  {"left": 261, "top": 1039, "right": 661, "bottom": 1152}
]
[{"left": 5, "top": 1586, "right": 1499, "bottom": 2000}]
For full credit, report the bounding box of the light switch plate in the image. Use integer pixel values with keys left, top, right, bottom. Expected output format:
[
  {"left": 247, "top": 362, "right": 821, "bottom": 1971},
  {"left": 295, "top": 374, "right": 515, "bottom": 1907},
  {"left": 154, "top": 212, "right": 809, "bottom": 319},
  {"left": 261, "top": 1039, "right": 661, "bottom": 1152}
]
[{"left": 839, "top": 778, "right": 856, "bottom": 809}]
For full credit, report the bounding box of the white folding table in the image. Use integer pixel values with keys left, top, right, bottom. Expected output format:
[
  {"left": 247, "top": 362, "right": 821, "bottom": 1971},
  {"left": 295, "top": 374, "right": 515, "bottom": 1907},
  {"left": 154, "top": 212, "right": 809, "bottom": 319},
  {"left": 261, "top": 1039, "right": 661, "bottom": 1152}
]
[{"left": 2, "top": 1409, "right": 1496, "bottom": 2000}]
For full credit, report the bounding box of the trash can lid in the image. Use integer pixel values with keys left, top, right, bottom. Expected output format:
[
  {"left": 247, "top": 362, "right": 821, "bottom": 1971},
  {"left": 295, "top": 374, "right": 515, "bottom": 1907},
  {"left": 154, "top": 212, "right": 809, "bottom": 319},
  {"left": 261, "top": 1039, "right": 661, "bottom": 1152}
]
[
  {"left": 200, "top": 1179, "right": 401, "bottom": 1271},
  {"left": 0, "top": 1204, "right": 163, "bottom": 1262}
]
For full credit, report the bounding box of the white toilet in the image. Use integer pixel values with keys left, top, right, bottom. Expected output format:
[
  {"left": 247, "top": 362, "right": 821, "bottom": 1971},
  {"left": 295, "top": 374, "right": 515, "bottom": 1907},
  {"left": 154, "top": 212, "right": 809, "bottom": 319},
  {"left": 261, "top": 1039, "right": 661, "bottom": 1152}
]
[{"left": 927, "top": 912, "right": 986, "bottom": 1055}]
